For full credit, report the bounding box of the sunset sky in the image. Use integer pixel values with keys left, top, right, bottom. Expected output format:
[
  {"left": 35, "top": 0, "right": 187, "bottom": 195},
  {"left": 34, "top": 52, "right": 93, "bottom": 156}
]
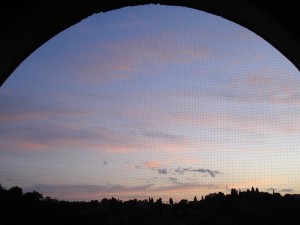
[{"left": 1, "top": 5, "right": 300, "bottom": 202}]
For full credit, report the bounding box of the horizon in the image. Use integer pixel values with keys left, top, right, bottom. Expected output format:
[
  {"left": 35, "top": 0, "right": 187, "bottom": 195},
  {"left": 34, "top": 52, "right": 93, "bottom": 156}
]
[
  {"left": 1, "top": 5, "right": 300, "bottom": 202},
  {"left": 2, "top": 184, "right": 297, "bottom": 204}
]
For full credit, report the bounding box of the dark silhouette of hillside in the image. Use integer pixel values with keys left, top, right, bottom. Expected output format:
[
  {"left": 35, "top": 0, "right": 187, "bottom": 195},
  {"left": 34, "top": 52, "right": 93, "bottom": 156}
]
[{"left": 1, "top": 184, "right": 300, "bottom": 225}]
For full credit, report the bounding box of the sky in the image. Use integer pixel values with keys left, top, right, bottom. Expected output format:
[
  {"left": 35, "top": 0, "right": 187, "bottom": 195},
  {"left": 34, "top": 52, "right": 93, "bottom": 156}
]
[{"left": 1, "top": 5, "right": 300, "bottom": 202}]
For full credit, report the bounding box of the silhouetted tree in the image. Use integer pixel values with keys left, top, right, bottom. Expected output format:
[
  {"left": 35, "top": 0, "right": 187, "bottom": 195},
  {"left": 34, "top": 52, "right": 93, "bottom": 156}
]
[
  {"left": 0, "top": 184, "right": 5, "bottom": 192},
  {"left": 0, "top": 184, "right": 7, "bottom": 200},
  {"left": 23, "top": 191, "right": 43, "bottom": 203},
  {"left": 178, "top": 199, "right": 188, "bottom": 205},
  {"left": 7, "top": 186, "right": 23, "bottom": 202},
  {"left": 231, "top": 188, "right": 238, "bottom": 197},
  {"left": 194, "top": 196, "right": 198, "bottom": 202},
  {"left": 149, "top": 197, "right": 154, "bottom": 204},
  {"left": 101, "top": 198, "right": 109, "bottom": 205},
  {"left": 110, "top": 197, "right": 118, "bottom": 205},
  {"left": 1, "top": 183, "right": 300, "bottom": 225},
  {"left": 156, "top": 198, "right": 162, "bottom": 205}
]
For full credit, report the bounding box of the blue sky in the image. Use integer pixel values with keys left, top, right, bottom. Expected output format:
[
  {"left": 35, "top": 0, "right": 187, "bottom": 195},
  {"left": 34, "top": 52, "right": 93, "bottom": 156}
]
[{"left": 1, "top": 5, "right": 300, "bottom": 202}]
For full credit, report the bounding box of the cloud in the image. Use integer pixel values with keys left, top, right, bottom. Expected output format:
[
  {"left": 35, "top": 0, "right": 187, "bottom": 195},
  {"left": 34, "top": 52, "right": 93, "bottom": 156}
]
[
  {"left": 0, "top": 91, "right": 91, "bottom": 123},
  {"left": 227, "top": 69, "right": 300, "bottom": 106},
  {"left": 279, "top": 189, "right": 294, "bottom": 193},
  {"left": 175, "top": 167, "right": 185, "bottom": 175},
  {"left": 168, "top": 177, "right": 180, "bottom": 184},
  {"left": 265, "top": 188, "right": 277, "bottom": 191},
  {"left": 103, "top": 161, "right": 108, "bottom": 165},
  {"left": 265, "top": 188, "right": 294, "bottom": 193},
  {"left": 142, "top": 132, "right": 184, "bottom": 140},
  {"left": 146, "top": 104, "right": 300, "bottom": 136},
  {"left": 144, "top": 161, "right": 161, "bottom": 169},
  {"left": 174, "top": 167, "right": 221, "bottom": 177},
  {"left": 1, "top": 122, "right": 134, "bottom": 152},
  {"left": 60, "top": 28, "right": 215, "bottom": 86},
  {"left": 0, "top": 92, "right": 191, "bottom": 153},
  {"left": 188, "top": 169, "right": 220, "bottom": 177},
  {"left": 3, "top": 81, "right": 299, "bottom": 156},
  {"left": 158, "top": 168, "right": 168, "bottom": 174},
  {"left": 183, "top": 168, "right": 220, "bottom": 177},
  {"left": 106, "top": 33, "right": 213, "bottom": 65},
  {"left": 0, "top": 114, "right": 189, "bottom": 153}
]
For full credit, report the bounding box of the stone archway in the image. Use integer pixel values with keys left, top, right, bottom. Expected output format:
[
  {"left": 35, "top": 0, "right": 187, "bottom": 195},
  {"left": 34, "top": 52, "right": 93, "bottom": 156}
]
[{"left": 1, "top": 0, "right": 300, "bottom": 86}]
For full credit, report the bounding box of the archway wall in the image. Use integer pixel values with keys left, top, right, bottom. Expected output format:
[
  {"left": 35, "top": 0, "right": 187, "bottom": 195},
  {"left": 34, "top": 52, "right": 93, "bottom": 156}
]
[{"left": 1, "top": 0, "right": 300, "bottom": 86}]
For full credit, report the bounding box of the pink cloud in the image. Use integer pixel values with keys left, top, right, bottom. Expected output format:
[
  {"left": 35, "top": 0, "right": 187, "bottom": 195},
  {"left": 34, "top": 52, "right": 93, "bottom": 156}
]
[
  {"left": 0, "top": 111, "right": 90, "bottom": 123},
  {"left": 227, "top": 67, "right": 300, "bottom": 106},
  {"left": 15, "top": 141, "right": 49, "bottom": 151},
  {"left": 129, "top": 107, "right": 300, "bottom": 136},
  {"left": 62, "top": 31, "right": 214, "bottom": 85},
  {"left": 1, "top": 120, "right": 190, "bottom": 153},
  {"left": 69, "top": 56, "right": 137, "bottom": 85},
  {"left": 106, "top": 34, "right": 213, "bottom": 64},
  {"left": 144, "top": 161, "right": 161, "bottom": 168}
]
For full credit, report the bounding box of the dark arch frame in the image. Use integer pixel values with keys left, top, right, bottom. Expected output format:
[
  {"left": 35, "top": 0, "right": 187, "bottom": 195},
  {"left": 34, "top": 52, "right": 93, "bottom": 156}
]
[{"left": 1, "top": 0, "right": 300, "bottom": 86}]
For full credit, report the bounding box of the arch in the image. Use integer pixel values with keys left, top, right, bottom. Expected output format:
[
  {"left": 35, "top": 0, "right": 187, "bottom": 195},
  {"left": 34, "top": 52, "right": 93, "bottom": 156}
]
[{"left": 1, "top": 0, "right": 300, "bottom": 86}]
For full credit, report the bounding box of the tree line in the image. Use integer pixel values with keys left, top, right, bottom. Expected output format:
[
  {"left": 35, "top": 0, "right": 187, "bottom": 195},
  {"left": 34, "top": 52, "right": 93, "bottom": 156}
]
[{"left": 1, "top": 184, "right": 300, "bottom": 225}]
